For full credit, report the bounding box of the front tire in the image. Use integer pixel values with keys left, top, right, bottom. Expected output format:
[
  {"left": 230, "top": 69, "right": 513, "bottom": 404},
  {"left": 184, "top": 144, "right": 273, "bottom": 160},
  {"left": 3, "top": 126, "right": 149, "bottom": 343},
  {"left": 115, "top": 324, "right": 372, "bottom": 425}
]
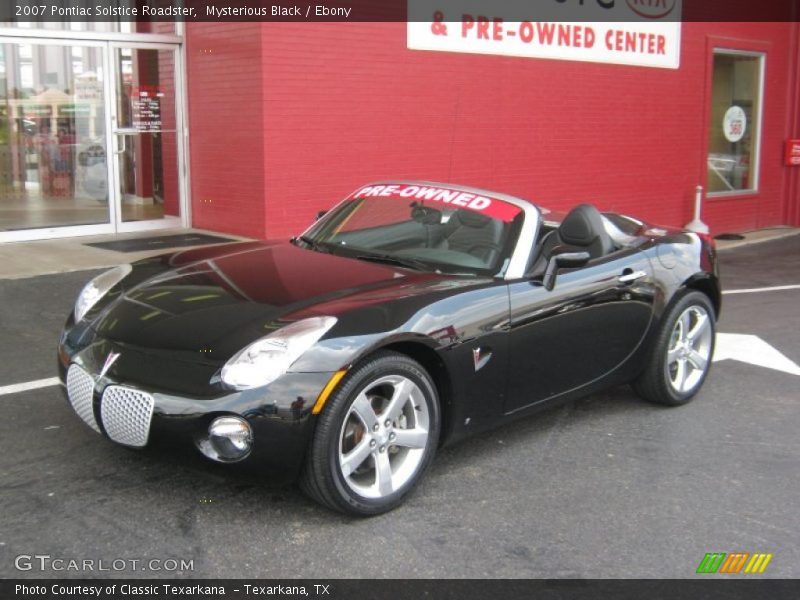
[
  {"left": 301, "top": 351, "right": 440, "bottom": 516},
  {"left": 634, "top": 290, "right": 716, "bottom": 406}
]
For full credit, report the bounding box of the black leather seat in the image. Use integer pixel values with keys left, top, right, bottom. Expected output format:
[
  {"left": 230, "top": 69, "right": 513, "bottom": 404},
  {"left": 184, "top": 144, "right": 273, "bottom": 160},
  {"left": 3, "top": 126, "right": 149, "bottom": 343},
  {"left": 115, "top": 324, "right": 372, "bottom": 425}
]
[
  {"left": 529, "top": 204, "right": 614, "bottom": 275},
  {"left": 437, "top": 209, "right": 504, "bottom": 265}
]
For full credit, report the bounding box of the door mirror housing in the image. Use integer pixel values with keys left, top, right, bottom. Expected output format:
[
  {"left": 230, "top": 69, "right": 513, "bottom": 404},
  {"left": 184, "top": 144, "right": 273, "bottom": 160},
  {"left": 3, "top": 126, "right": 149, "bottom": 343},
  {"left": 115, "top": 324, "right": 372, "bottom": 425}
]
[{"left": 543, "top": 249, "right": 591, "bottom": 291}]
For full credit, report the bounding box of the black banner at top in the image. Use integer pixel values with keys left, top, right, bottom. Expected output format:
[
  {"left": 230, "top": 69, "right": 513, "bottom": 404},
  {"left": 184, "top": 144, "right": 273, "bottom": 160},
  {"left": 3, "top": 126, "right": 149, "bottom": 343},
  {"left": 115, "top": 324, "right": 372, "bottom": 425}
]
[{"left": 0, "top": 0, "right": 798, "bottom": 23}]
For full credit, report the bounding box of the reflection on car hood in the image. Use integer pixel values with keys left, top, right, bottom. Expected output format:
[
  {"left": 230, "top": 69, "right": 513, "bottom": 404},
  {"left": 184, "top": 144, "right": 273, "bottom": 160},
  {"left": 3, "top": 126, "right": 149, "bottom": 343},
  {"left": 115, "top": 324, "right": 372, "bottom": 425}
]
[{"left": 92, "top": 241, "right": 485, "bottom": 360}]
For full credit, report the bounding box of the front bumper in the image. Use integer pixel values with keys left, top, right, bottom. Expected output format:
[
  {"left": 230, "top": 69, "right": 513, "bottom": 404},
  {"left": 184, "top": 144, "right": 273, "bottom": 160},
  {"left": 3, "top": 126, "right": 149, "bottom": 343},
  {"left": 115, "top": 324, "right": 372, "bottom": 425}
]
[{"left": 58, "top": 339, "right": 335, "bottom": 479}]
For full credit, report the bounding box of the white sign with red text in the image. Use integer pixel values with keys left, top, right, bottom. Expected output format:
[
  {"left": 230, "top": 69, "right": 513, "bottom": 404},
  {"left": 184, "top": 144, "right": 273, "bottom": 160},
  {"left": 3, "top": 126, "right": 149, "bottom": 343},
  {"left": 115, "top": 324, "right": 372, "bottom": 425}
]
[
  {"left": 351, "top": 184, "right": 522, "bottom": 222},
  {"left": 407, "top": 0, "right": 682, "bottom": 69}
]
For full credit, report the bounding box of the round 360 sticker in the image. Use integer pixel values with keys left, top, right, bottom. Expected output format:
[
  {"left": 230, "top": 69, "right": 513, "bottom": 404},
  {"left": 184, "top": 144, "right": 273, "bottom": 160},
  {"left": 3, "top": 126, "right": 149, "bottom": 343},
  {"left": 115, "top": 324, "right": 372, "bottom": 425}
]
[{"left": 723, "top": 106, "right": 747, "bottom": 143}]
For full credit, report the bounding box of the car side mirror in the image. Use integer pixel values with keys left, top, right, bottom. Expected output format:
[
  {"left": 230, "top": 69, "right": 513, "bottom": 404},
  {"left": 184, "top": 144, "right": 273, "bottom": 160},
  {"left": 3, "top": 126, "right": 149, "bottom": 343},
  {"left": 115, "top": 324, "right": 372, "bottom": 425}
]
[
  {"left": 315, "top": 210, "right": 327, "bottom": 221},
  {"left": 543, "top": 250, "right": 591, "bottom": 291}
]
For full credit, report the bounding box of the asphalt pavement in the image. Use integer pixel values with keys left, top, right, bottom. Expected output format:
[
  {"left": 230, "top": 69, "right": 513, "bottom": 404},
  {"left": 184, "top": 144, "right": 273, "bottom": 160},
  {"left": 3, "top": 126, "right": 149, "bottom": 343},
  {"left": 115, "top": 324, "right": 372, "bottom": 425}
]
[{"left": 0, "top": 235, "right": 798, "bottom": 579}]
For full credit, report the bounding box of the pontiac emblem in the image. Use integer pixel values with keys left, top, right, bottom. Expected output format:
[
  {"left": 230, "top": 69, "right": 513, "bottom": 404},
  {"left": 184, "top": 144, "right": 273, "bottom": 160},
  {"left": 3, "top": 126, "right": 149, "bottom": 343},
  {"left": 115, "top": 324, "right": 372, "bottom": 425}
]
[
  {"left": 99, "top": 351, "right": 121, "bottom": 379},
  {"left": 472, "top": 347, "right": 492, "bottom": 372}
]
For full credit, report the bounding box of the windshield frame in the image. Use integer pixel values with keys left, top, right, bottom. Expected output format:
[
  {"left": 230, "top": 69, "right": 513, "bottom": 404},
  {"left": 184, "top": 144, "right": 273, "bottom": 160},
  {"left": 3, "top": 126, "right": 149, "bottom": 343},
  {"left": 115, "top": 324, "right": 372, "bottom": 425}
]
[{"left": 298, "top": 181, "right": 541, "bottom": 280}]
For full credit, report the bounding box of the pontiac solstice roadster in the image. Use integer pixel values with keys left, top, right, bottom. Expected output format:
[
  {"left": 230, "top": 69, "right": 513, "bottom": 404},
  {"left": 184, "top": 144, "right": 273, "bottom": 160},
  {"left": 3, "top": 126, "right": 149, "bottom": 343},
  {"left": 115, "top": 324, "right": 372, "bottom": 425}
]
[{"left": 58, "top": 181, "right": 720, "bottom": 515}]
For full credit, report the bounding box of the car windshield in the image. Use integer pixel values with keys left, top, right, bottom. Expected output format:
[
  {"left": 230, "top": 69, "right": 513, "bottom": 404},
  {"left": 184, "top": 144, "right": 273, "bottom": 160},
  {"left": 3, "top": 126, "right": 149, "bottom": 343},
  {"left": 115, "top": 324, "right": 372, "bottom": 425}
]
[{"left": 299, "top": 184, "right": 525, "bottom": 275}]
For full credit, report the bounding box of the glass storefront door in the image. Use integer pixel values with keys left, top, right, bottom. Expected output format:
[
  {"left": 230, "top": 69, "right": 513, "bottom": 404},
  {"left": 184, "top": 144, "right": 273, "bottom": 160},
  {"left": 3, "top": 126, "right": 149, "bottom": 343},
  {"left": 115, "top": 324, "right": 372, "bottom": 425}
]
[
  {"left": 111, "top": 44, "right": 181, "bottom": 229},
  {"left": 0, "top": 38, "right": 184, "bottom": 241}
]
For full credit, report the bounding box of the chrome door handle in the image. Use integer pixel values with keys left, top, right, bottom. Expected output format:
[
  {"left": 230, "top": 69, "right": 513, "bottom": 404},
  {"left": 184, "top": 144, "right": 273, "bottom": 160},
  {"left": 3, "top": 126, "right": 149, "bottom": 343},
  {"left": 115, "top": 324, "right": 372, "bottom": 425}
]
[
  {"left": 619, "top": 270, "right": 647, "bottom": 283},
  {"left": 114, "top": 135, "right": 127, "bottom": 155},
  {"left": 113, "top": 130, "right": 138, "bottom": 154}
]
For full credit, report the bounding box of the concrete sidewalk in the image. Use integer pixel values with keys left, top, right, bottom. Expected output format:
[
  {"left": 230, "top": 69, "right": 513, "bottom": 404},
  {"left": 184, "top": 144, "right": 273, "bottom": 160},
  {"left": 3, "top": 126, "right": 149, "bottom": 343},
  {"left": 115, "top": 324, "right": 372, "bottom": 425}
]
[
  {"left": 713, "top": 226, "right": 800, "bottom": 252},
  {"left": 0, "top": 228, "right": 253, "bottom": 279},
  {"left": 0, "top": 226, "right": 796, "bottom": 280}
]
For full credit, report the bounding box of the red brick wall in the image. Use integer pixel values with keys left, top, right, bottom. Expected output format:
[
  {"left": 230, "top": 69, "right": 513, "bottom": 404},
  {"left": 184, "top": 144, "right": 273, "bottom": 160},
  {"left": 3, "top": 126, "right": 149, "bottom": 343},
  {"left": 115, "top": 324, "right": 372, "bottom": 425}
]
[
  {"left": 185, "top": 23, "right": 266, "bottom": 238},
  {"left": 187, "top": 18, "right": 799, "bottom": 239}
]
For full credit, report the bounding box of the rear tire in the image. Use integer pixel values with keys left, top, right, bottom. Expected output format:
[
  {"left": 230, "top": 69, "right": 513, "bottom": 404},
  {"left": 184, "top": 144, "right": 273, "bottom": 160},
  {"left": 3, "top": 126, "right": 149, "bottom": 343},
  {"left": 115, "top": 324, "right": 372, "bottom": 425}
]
[
  {"left": 634, "top": 290, "right": 716, "bottom": 406},
  {"left": 300, "top": 351, "right": 440, "bottom": 516}
]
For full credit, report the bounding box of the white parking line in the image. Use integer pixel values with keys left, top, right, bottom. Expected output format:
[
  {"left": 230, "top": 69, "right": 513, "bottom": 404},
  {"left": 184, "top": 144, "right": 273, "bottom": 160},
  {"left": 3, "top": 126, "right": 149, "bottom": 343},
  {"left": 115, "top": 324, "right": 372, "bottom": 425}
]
[
  {"left": 723, "top": 284, "right": 800, "bottom": 295},
  {"left": 0, "top": 377, "right": 61, "bottom": 396}
]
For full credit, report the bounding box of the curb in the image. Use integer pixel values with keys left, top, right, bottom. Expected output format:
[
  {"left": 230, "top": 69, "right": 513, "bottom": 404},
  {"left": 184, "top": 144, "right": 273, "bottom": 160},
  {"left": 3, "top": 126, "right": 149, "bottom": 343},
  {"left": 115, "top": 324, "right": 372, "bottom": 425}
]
[{"left": 715, "top": 228, "right": 800, "bottom": 252}]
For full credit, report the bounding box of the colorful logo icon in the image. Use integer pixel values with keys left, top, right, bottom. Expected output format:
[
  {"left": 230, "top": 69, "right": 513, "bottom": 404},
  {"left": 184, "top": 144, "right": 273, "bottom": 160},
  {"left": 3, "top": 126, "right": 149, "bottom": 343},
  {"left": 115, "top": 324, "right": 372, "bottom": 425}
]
[{"left": 696, "top": 552, "right": 773, "bottom": 574}]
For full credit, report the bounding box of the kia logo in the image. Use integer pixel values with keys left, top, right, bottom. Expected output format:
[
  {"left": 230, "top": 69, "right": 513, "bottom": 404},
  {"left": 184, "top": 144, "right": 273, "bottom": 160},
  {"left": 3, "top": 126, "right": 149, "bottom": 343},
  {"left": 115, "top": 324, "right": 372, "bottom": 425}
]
[{"left": 626, "top": 0, "right": 678, "bottom": 19}]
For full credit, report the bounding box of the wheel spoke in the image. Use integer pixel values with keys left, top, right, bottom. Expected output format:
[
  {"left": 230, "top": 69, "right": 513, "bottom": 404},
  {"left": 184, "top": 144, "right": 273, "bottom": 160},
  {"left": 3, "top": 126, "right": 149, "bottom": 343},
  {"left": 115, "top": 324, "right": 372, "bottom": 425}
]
[
  {"left": 392, "top": 427, "right": 428, "bottom": 449},
  {"left": 350, "top": 392, "right": 379, "bottom": 430},
  {"left": 384, "top": 378, "right": 412, "bottom": 422},
  {"left": 674, "top": 358, "right": 688, "bottom": 392},
  {"left": 679, "top": 310, "right": 692, "bottom": 341},
  {"left": 341, "top": 438, "right": 373, "bottom": 477},
  {"left": 687, "top": 312, "right": 709, "bottom": 342},
  {"left": 374, "top": 451, "right": 393, "bottom": 495},
  {"left": 687, "top": 349, "right": 708, "bottom": 372},
  {"left": 667, "top": 346, "right": 681, "bottom": 364}
]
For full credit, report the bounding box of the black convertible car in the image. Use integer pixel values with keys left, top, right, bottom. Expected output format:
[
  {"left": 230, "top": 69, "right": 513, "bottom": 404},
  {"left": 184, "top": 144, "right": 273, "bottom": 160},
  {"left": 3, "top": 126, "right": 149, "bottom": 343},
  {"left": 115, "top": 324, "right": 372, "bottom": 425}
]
[{"left": 59, "top": 181, "right": 720, "bottom": 515}]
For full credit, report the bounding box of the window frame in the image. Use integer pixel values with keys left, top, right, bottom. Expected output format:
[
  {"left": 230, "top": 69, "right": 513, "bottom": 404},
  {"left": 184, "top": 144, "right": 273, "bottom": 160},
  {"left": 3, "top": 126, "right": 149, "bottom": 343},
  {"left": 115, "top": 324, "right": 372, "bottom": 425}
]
[
  {"left": 0, "top": 22, "right": 183, "bottom": 45},
  {"left": 706, "top": 48, "right": 766, "bottom": 199}
]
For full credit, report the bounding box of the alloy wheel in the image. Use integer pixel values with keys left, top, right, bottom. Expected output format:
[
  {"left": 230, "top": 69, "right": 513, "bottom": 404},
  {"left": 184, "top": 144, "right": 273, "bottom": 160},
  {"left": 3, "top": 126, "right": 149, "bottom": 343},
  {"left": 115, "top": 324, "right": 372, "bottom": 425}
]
[
  {"left": 338, "top": 374, "right": 430, "bottom": 499},
  {"left": 665, "top": 305, "right": 713, "bottom": 394}
]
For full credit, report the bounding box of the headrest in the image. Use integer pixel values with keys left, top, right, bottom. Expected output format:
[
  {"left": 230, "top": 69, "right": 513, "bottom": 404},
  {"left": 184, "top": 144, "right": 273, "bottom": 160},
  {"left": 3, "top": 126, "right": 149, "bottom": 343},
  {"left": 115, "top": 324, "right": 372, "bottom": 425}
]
[
  {"left": 454, "top": 209, "right": 492, "bottom": 228},
  {"left": 558, "top": 204, "right": 607, "bottom": 248}
]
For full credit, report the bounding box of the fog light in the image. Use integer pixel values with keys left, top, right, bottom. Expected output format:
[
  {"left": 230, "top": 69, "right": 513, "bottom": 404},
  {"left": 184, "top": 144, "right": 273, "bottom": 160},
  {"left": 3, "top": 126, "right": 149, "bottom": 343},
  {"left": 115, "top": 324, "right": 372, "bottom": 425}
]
[{"left": 196, "top": 416, "right": 253, "bottom": 463}]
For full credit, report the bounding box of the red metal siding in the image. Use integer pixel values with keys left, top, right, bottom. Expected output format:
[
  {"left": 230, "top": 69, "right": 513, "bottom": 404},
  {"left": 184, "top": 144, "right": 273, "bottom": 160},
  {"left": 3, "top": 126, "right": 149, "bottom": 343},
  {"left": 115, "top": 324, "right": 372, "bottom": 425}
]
[{"left": 187, "top": 20, "right": 799, "bottom": 240}]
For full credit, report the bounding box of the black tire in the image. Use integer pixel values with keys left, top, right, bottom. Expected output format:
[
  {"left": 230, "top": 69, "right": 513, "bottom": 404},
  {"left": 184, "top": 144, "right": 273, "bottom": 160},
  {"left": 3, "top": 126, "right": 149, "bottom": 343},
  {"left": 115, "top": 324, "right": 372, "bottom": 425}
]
[
  {"left": 634, "top": 290, "right": 716, "bottom": 406},
  {"left": 300, "top": 350, "right": 440, "bottom": 516}
]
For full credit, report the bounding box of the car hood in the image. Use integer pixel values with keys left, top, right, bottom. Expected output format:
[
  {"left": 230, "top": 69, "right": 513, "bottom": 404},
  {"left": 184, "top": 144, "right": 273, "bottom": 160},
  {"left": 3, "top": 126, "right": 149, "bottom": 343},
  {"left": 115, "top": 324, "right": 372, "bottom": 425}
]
[{"left": 90, "top": 241, "right": 485, "bottom": 361}]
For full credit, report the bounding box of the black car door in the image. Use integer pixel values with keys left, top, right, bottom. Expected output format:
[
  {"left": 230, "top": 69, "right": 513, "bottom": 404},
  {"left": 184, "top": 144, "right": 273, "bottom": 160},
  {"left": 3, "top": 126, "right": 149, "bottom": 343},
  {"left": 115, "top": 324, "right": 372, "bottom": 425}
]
[{"left": 504, "top": 247, "right": 656, "bottom": 413}]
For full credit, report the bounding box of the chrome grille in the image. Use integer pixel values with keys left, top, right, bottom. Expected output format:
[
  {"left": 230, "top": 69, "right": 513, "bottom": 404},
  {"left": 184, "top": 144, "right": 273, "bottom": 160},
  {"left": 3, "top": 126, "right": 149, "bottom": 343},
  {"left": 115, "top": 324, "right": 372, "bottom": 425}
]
[
  {"left": 65, "top": 364, "right": 100, "bottom": 433},
  {"left": 101, "top": 386, "right": 155, "bottom": 447}
]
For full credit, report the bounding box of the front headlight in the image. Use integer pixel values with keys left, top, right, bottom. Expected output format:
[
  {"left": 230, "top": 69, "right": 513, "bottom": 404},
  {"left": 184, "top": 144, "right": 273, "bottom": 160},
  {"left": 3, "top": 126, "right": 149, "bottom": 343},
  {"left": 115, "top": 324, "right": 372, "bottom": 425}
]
[
  {"left": 73, "top": 264, "right": 132, "bottom": 323},
  {"left": 220, "top": 316, "right": 337, "bottom": 389}
]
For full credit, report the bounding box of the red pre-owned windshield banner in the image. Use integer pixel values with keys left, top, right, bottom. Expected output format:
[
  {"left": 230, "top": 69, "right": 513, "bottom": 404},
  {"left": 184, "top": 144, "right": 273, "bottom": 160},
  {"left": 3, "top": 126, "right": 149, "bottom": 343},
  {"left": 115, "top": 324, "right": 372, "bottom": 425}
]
[{"left": 351, "top": 184, "right": 522, "bottom": 222}]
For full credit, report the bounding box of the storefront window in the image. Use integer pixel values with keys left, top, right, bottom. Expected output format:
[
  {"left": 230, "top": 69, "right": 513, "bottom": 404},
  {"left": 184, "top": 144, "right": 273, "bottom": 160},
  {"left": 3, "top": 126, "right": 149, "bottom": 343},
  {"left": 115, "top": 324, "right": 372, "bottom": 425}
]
[
  {"left": 0, "top": 42, "right": 110, "bottom": 231},
  {"left": 707, "top": 52, "right": 763, "bottom": 195}
]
